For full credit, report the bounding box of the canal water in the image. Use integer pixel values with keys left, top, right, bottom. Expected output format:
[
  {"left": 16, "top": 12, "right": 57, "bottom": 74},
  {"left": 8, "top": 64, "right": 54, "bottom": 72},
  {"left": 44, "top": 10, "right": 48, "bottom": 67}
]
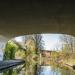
[
  {"left": 1, "top": 58, "right": 75, "bottom": 75},
  {"left": 37, "top": 65, "right": 75, "bottom": 75}
]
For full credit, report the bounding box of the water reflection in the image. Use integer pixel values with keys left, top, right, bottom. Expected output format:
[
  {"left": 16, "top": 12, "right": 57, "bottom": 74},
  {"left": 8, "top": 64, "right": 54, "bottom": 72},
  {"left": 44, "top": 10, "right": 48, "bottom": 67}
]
[
  {"left": 2, "top": 57, "right": 75, "bottom": 75},
  {"left": 37, "top": 66, "right": 61, "bottom": 75}
]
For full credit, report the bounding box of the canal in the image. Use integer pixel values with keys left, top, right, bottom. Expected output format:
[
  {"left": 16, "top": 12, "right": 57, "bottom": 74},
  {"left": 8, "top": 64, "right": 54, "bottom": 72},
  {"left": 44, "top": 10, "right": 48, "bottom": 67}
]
[{"left": 0, "top": 58, "right": 75, "bottom": 75}]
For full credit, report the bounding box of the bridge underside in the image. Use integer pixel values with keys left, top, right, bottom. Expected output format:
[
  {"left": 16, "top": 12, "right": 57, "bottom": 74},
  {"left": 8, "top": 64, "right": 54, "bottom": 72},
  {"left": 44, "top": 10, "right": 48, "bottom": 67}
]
[{"left": 0, "top": 1, "right": 75, "bottom": 38}]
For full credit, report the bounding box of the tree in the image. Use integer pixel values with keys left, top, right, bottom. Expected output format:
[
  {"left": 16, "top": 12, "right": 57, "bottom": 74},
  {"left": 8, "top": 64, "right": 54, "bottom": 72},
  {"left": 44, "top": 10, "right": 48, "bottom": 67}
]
[
  {"left": 3, "top": 40, "right": 26, "bottom": 75},
  {"left": 60, "top": 34, "right": 75, "bottom": 53},
  {"left": 4, "top": 40, "right": 18, "bottom": 60},
  {"left": 34, "top": 34, "right": 44, "bottom": 53},
  {"left": 3, "top": 40, "right": 19, "bottom": 75},
  {"left": 25, "top": 34, "right": 44, "bottom": 53},
  {"left": 24, "top": 34, "right": 44, "bottom": 75}
]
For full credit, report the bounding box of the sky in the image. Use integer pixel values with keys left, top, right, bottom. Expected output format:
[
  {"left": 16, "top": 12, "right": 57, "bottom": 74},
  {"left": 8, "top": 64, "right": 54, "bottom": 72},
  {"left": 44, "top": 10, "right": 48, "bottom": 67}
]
[
  {"left": 42, "top": 34, "right": 61, "bottom": 50},
  {"left": 14, "top": 36, "right": 24, "bottom": 42},
  {"left": 14, "top": 34, "right": 62, "bottom": 51}
]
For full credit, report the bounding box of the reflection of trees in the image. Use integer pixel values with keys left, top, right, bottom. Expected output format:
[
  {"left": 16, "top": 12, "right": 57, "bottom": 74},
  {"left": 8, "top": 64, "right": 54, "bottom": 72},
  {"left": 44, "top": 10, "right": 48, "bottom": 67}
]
[
  {"left": 60, "top": 68, "right": 75, "bottom": 75},
  {"left": 3, "top": 34, "right": 45, "bottom": 75}
]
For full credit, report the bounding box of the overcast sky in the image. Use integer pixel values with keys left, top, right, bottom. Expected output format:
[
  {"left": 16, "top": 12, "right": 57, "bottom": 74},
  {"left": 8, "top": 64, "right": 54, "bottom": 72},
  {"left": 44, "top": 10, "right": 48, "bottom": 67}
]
[
  {"left": 42, "top": 34, "right": 61, "bottom": 51},
  {"left": 14, "top": 34, "right": 62, "bottom": 51}
]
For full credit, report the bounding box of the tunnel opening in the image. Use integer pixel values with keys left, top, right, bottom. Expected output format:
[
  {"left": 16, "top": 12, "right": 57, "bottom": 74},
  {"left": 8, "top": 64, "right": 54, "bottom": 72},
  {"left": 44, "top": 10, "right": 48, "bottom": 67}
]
[{"left": 1, "top": 33, "right": 75, "bottom": 74}]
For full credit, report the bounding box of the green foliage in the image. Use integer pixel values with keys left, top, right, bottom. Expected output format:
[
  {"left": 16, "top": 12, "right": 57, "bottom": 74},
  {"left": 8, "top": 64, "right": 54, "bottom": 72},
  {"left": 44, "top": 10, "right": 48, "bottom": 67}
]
[
  {"left": 3, "top": 40, "right": 25, "bottom": 75},
  {"left": 4, "top": 40, "right": 18, "bottom": 60},
  {"left": 3, "top": 34, "right": 45, "bottom": 75}
]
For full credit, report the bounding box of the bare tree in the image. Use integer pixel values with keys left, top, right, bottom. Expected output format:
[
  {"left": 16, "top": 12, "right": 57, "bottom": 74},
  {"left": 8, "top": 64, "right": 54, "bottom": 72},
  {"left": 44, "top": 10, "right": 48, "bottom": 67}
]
[
  {"left": 60, "top": 34, "right": 75, "bottom": 53},
  {"left": 34, "top": 34, "right": 44, "bottom": 51}
]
